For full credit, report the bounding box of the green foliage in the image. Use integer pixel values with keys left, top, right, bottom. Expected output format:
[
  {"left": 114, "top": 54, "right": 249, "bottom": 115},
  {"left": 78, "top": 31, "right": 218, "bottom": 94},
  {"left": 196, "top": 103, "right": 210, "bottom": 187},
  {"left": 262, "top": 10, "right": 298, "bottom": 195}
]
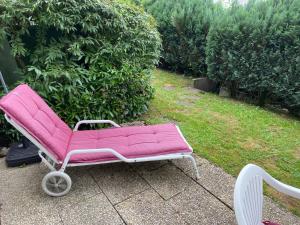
[
  {"left": 206, "top": 0, "right": 300, "bottom": 114},
  {"left": 0, "top": 0, "right": 161, "bottom": 141},
  {"left": 143, "top": 0, "right": 222, "bottom": 76},
  {"left": 26, "top": 64, "right": 154, "bottom": 123}
]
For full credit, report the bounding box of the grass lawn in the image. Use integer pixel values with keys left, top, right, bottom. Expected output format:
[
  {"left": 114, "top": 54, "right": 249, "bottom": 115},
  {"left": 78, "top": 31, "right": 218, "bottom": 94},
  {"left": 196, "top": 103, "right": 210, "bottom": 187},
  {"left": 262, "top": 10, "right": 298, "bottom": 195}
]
[{"left": 142, "top": 69, "right": 300, "bottom": 215}]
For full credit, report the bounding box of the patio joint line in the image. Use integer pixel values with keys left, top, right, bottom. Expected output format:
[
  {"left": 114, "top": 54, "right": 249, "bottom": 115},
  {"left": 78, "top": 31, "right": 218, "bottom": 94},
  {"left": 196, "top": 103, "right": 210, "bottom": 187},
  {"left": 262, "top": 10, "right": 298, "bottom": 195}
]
[
  {"left": 0, "top": 202, "right": 2, "bottom": 225},
  {"left": 130, "top": 161, "right": 170, "bottom": 173},
  {"left": 164, "top": 188, "right": 185, "bottom": 201},
  {"left": 88, "top": 170, "right": 128, "bottom": 225},
  {"left": 132, "top": 162, "right": 200, "bottom": 201},
  {"left": 134, "top": 168, "right": 169, "bottom": 201},
  {"left": 172, "top": 161, "right": 234, "bottom": 211},
  {"left": 57, "top": 210, "right": 65, "bottom": 225},
  {"left": 110, "top": 176, "right": 191, "bottom": 225},
  {"left": 113, "top": 186, "right": 152, "bottom": 207},
  {"left": 72, "top": 192, "right": 103, "bottom": 206}
]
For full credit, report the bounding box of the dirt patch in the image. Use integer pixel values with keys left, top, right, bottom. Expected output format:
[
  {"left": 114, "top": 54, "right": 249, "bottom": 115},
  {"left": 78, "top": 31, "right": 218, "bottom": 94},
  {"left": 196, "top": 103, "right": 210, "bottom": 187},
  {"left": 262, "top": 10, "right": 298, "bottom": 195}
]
[
  {"left": 293, "top": 147, "right": 300, "bottom": 160},
  {"left": 176, "top": 100, "right": 194, "bottom": 107},
  {"left": 239, "top": 138, "right": 268, "bottom": 151},
  {"left": 163, "top": 83, "right": 175, "bottom": 91},
  {"left": 184, "top": 95, "right": 200, "bottom": 101},
  {"left": 209, "top": 111, "right": 239, "bottom": 129},
  {"left": 255, "top": 158, "right": 279, "bottom": 171},
  {"left": 184, "top": 86, "right": 204, "bottom": 94},
  {"left": 267, "top": 125, "right": 283, "bottom": 134},
  {"left": 176, "top": 94, "right": 200, "bottom": 107}
]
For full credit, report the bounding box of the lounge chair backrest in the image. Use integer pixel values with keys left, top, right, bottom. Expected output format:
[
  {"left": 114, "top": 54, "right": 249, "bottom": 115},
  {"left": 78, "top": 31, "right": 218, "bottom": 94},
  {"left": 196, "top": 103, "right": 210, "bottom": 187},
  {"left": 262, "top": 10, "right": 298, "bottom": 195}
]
[
  {"left": 234, "top": 164, "right": 300, "bottom": 225},
  {"left": 0, "top": 84, "right": 72, "bottom": 161}
]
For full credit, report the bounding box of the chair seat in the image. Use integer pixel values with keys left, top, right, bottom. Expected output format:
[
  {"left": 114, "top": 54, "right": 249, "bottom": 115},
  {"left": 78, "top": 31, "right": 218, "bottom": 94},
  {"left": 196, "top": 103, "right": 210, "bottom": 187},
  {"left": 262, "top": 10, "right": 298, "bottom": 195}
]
[{"left": 68, "top": 123, "right": 192, "bottom": 163}]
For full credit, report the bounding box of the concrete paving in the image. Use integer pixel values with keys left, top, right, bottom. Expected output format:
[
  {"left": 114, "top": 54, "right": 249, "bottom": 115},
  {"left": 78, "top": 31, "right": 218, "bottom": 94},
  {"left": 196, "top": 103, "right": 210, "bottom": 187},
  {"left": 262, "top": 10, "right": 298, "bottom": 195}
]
[{"left": 0, "top": 155, "right": 299, "bottom": 225}]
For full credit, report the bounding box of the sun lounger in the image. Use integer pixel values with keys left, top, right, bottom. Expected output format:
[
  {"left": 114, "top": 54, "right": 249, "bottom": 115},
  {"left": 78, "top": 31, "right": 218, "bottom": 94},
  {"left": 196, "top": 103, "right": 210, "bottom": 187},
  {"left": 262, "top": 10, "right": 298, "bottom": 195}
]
[{"left": 0, "top": 84, "right": 199, "bottom": 196}]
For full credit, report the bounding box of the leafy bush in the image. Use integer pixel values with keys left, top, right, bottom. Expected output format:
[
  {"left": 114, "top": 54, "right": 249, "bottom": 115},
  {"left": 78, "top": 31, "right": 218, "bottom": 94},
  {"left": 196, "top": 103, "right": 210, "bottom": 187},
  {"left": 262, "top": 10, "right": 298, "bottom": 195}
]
[
  {"left": 0, "top": 0, "right": 161, "bottom": 141},
  {"left": 206, "top": 0, "right": 300, "bottom": 114},
  {"left": 143, "top": 0, "right": 221, "bottom": 76}
]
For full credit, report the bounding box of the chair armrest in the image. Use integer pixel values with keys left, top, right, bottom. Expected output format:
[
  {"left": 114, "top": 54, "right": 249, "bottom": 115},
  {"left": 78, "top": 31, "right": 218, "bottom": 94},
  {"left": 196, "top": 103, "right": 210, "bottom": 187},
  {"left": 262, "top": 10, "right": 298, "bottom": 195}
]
[
  {"left": 60, "top": 148, "right": 128, "bottom": 171},
  {"left": 264, "top": 174, "right": 300, "bottom": 199},
  {"left": 251, "top": 164, "right": 300, "bottom": 199},
  {"left": 73, "top": 120, "right": 121, "bottom": 131}
]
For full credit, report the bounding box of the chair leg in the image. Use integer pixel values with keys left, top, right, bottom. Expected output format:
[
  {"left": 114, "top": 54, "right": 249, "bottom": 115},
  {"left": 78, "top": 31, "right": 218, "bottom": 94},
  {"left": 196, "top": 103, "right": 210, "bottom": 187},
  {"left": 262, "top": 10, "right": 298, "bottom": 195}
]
[{"left": 186, "top": 155, "right": 200, "bottom": 179}]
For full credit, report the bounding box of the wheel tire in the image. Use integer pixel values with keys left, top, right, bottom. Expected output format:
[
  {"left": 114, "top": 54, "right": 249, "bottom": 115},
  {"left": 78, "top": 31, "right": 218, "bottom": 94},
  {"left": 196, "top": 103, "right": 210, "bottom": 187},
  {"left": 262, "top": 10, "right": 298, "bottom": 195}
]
[{"left": 42, "top": 171, "right": 72, "bottom": 197}]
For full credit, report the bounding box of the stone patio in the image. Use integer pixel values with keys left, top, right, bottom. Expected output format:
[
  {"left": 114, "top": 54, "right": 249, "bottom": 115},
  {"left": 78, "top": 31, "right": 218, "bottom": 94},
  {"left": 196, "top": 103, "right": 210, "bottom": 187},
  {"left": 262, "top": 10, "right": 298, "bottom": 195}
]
[{"left": 0, "top": 155, "right": 299, "bottom": 225}]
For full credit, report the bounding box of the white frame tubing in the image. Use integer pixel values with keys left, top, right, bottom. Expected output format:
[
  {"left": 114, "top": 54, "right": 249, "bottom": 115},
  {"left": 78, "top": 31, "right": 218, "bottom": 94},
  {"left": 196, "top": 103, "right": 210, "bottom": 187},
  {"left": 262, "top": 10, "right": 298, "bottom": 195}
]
[
  {"left": 38, "top": 151, "right": 56, "bottom": 171},
  {"left": 5, "top": 114, "right": 60, "bottom": 164},
  {"left": 74, "top": 120, "right": 120, "bottom": 131},
  {"left": 61, "top": 148, "right": 199, "bottom": 178},
  {"left": 250, "top": 164, "right": 300, "bottom": 199},
  {"left": 176, "top": 125, "right": 193, "bottom": 151},
  {"left": 4, "top": 114, "right": 200, "bottom": 179}
]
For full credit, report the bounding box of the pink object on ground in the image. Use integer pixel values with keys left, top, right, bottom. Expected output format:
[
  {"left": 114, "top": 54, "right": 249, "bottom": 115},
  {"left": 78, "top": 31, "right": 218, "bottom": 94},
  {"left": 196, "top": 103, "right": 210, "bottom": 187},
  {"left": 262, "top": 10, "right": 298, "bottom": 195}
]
[
  {"left": 262, "top": 221, "right": 280, "bottom": 225},
  {"left": 0, "top": 84, "right": 191, "bottom": 163}
]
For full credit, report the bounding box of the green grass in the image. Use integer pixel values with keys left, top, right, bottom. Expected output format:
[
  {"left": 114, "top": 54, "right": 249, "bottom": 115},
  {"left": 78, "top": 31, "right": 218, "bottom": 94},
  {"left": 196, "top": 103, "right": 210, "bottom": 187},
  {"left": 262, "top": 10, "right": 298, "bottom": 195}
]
[{"left": 143, "top": 69, "right": 300, "bottom": 215}]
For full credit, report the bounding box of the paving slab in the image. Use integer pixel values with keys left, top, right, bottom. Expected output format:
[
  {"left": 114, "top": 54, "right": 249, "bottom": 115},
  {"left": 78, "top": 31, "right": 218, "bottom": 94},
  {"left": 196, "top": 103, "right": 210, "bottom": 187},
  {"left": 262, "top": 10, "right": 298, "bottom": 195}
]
[
  {"left": 52, "top": 167, "right": 102, "bottom": 207},
  {"left": 167, "top": 182, "right": 237, "bottom": 225},
  {"left": 0, "top": 158, "right": 9, "bottom": 173},
  {"left": 173, "top": 155, "right": 235, "bottom": 208},
  {"left": 171, "top": 153, "right": 205, "bottom": 173},
  {"left": 192, "top": 159, "right": 235, "bottom": 208},
  {"left": 2, "top": 201, "right": 62, "bottom": 225},
  {"left": 115, "top": 189, "right": 187, "bottom": 225},
  {"left": 0, "top": 166, "right": 61, "bottom": 225},
  {"left": 59, "top": 194, "right": 124, "bottom": 225},
  {"left": 90, "top": 163, "right": 150, "bottom": 205},
  {"left": 0, "top": 154, "right": 299, "bottom": 225},
  {"left": 263, "top": 197, "right": 300, "bottom": 225},
  {"left": 171, "top": 158, "right": 200, "bottom": 173},
  {"left": 174, "top": 155, "right": 300, "bottom": 224},
  {"left": 138, "top": 163, "right": 195, "bottom": 200},
  {"left": 0, "top": 163, "right": 48, "bottom": 197}
]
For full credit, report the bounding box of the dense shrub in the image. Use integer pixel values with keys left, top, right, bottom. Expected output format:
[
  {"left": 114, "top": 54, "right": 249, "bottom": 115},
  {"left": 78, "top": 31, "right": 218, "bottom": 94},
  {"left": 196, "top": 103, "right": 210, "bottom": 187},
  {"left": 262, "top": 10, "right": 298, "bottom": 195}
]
[
  {"left": 0, "top": 0, "right": 161, "bottom": 141},
  {"left": 206, "top": 0, "right": 300, "bottom": 114},
  {"left": 143, "top": 0, "right": 222, "bottom": 76}
]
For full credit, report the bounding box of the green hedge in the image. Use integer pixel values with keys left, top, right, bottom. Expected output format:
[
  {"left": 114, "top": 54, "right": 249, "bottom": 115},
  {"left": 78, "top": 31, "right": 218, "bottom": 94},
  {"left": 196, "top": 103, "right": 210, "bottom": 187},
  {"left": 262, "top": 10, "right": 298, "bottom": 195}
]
[
  {"left": 206, "top": 0, "right": 300, "bottom": 114},
  {"left": 143, "top": 0, "right": 221, "bottom": 76},
  {"left": 0, "top": 0, "right": 161, "bottom": 141}
]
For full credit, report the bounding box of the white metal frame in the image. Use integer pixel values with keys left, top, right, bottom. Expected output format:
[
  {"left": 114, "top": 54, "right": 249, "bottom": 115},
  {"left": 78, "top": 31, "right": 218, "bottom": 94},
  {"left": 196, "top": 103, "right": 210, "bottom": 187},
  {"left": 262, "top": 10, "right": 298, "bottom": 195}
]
[
  {"left": 73, "top": 119, "right": 121, "bottom": 131},
  {"left": 234, "top": 164, "right": 300, "bottom": 225},
  {"left": 4, "top": 114, "right": 200, "bottom": 178}
]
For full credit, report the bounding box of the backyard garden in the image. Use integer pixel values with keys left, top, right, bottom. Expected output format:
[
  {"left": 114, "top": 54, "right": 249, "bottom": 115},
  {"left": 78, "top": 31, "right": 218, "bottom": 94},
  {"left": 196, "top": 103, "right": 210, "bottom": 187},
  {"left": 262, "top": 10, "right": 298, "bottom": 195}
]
[
  {"left": 145, "top": 68, "right": 300, "bottom": 216},
  {"left": 142, "top": 0, "right": 300, "bottom": 215},
  {"left": 0, "top": 0, "right": 299, "bottom": 223}
]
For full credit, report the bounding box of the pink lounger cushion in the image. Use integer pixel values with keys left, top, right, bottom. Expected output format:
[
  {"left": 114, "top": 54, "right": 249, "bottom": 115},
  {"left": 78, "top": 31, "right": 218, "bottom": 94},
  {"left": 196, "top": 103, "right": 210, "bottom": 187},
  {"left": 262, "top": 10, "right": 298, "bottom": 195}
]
[
  {"left": 0, "top": 84, "right": 192, "bottom": 163},
  {"left": 69, "top": 123, "right": 192, "bottom": 163},
  {"left": 0, "top": 84, "right": 72, "bottom": 160}
]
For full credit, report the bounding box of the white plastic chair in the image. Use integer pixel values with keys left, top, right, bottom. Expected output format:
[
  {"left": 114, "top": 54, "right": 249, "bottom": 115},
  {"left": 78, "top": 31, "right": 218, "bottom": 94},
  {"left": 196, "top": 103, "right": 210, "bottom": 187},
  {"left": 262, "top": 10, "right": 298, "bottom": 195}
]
[{"left": 234, "top": 164, "right": 300, "bottom": 225}]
